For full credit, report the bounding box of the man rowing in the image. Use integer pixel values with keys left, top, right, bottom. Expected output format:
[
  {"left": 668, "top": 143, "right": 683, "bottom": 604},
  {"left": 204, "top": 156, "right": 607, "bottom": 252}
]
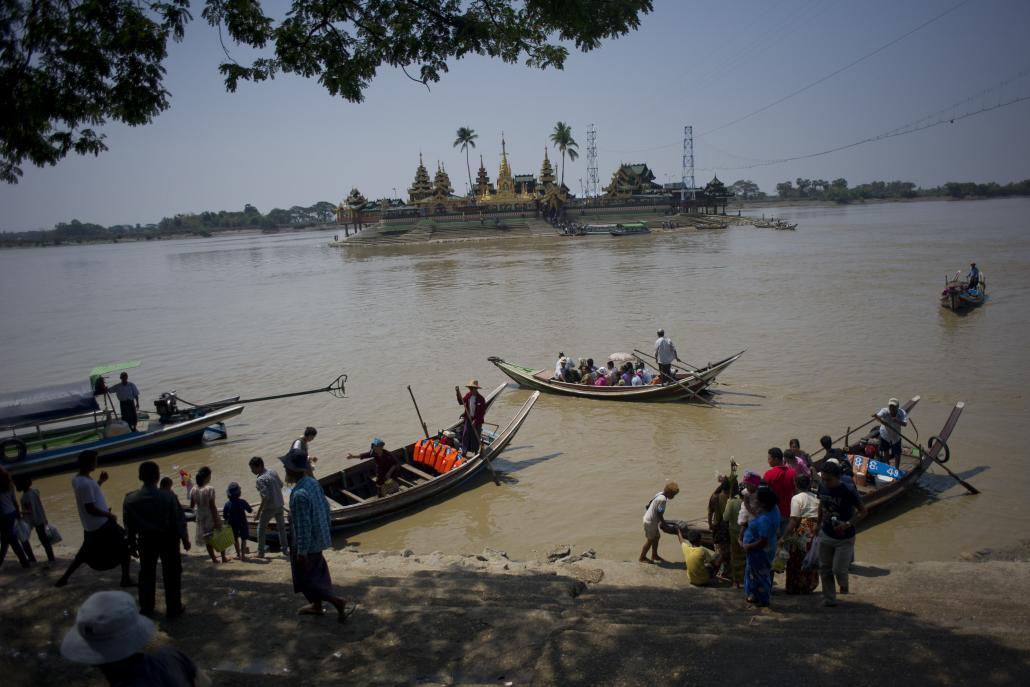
[
  {"left": 875, "top": 398, "right": 909, "bottom": 468},
  {"left": 654, "top": 329, "right": 678, "bottom": 383}
]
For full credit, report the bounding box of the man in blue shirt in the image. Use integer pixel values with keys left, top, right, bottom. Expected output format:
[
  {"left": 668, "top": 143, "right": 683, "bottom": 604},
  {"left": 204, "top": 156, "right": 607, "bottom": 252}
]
[{"left": 966, "top": 262, "right": 980, "bottom": 291}]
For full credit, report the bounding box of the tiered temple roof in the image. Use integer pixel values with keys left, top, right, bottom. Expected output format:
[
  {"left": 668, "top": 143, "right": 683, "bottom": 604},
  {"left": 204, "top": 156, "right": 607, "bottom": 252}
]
[
  {"left": 407, "top": 153, "right": 433, "bottom": 202},
  {"left": 604, "top": 162, "right": 661, "bottom": 196},
  {"left": 538, "top": 147, "right": 555, "bottom": 189},
  {"left": 433, "top": 162, "right": 454, "bottom": 198},
  {"left": 475, "top": 155, "right": 494, "bottom": 196}
]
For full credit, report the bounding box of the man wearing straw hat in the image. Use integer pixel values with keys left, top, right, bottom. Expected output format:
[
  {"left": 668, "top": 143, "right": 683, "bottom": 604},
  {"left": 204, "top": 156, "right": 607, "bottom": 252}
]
[
  {"left": 61, "top": 590, "right": 209, "bottom": 685},
  {"left": 455, "top": 379, "right": 487, "bottom": 454}
]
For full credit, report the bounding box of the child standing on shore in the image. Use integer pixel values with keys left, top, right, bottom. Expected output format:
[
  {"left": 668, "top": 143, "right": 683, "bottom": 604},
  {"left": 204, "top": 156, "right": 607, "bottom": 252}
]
[
  {"left": 13, "top": 475, "right": 55, "bottom": 563},
  {"left": 223, "top": 482, "right": 252, "bottom": 561},
  {"left": 639, "top": 481, "right": 679, "bottom": 564}
]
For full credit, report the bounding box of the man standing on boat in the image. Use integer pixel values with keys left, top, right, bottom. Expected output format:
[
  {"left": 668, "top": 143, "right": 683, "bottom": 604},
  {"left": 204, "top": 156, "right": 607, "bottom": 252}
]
[
  {"left": 290, "top": 427, "right": 319, "bottom": 477},
  {"left": 455, "top": 379, "right": 486, "bottom": 454},
  {"left": 967, "top": 262, "right": 981, "bottom": 291},
  {"left": 876, "top": 398, "right": 909, "bottom": 468},
  {"left": 111, "top": 372, "right": 140, "bottom": 432},
  {"left": 654, "top": 329, "right": 678, "bottom": 383}
]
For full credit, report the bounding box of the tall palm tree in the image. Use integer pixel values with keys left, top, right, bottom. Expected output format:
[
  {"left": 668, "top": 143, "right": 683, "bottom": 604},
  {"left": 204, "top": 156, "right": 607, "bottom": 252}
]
[
  {"left": 550, "top": 122, "right": 579, "bottom": 190},
  {"left": 453, "top": 127, "right": 478, "bottom": 197}
]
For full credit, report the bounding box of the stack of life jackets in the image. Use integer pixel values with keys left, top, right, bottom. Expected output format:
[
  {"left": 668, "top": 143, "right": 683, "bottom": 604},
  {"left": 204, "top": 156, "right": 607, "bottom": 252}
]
[{"left": 412, "top": 438, "right": 466, "bottom": 474}]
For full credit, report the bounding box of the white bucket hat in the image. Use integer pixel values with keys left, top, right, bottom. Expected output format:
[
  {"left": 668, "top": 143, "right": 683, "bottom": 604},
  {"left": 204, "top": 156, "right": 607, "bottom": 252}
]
[{"left": 61, "top": 591, "right": 155, "bottom": 665}]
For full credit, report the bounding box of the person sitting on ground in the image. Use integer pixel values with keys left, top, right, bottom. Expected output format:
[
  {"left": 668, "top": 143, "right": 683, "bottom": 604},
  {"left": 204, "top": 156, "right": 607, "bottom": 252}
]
[
  {"left": 60, "top": 590, "right": 210, "bottom": 686},
  {"left": 678, "top": 527, "right": 721, "bottom": 586},
  {"left": 640, "top": 481, "right": 680, "bottom": 564},
  {"left": 222, "top": 483, "right": 252, "bottom": 561},
  {"left": 347, "top": 439, "right": 402, "bottom": 497}
]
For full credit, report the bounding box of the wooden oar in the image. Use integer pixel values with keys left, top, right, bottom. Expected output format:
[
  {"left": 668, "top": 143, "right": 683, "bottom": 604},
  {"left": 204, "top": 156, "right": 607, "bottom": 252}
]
[
  {"left": 407, "top": 385, "right": 430, "bottom": 439},
  {"left": 630, "top": 352, "right": 717, "bottom": 408},
  {"left": 632, "top": 349, "right": 703, "bottom": 382},
  {"left": 874, "top": 414, "right": 979, "bottom": 495},
  {"left": 809, "top": 396, "right": 921, "bottom": 460}
]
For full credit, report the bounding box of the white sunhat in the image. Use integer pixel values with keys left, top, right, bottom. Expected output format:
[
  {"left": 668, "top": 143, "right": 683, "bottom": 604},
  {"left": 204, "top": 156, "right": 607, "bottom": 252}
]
[{"left": 61, "top": 591, "right": 155, "bottom": 665}]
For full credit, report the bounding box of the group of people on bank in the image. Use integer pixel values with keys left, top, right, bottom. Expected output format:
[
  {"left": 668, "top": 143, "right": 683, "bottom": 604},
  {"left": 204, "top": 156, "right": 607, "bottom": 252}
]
[{"left": 639, "top": 397, "right": 912, "bottom": 609}]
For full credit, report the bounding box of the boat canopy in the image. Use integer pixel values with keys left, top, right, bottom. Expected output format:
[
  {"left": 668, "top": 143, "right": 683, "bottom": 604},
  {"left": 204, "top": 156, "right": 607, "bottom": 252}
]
[
  {"left": 0, "top": 381, "right": 100, "bottom": 428},
  {"left": 89, "top": 361, "right": 141, "bottom": 386}
]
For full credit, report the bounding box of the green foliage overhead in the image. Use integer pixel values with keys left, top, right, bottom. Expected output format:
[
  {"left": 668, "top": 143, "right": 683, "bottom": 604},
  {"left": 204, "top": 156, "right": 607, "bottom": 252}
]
[{"left": 1, "top": 0, "right": 654, "bottom": 182}]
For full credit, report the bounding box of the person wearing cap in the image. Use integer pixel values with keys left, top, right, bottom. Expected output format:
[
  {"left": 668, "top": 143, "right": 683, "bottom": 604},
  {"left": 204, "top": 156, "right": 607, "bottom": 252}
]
[
  {"left": 654, "top": 329, "right": 678, "bottom": 382},
  {"left": 967, "top": 262, "right": 980, "bottom": 291},
  {"left": 122, "top": 461, "right": 185, "bottom": 619},
  {"left": 553, "top": 353, "right": 567, "bottom": 380},
  {"left": 222, "top": 482, "right": 253, "bottom": 561},
  {"left": 249, "top": 456, "right": 288, "bottom": 558},
  {"left": 61, "top": 590, "right": 209, "bottom": 686},
  {"left": 347, "top": 439, "right": 402, "bottom": 497},
  {"left": 281, "top": 450, "right": 356, "bottom": 623},
  {"left": 456, "top": 379, "right": 487, "bottom": 454},
  {"left": 110, "top": 371, "right": 140, "bottom": 432},
  {"left": 876, "top": 398, "right": 909, "bottom": 468}
]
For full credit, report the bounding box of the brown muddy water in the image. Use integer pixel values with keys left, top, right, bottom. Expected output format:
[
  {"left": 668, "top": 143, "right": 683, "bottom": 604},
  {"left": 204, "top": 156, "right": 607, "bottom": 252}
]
[{"left": 2, "top": 198, "right": 1028, "bottom": 563}]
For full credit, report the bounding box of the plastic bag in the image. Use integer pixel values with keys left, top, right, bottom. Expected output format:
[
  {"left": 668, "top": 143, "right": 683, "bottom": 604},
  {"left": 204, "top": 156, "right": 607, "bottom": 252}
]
[
  {"left": 14, "top": 518, "right": 32, "bottom": 541},
  {"left": 209, "top": 526, "right": 235, "bottom": 553},
  {"left": 802, "top": 533, "right": 822, "bottom": 571},
  {"left": 46, "top": 524, "right": 62, "bottom": 544}
]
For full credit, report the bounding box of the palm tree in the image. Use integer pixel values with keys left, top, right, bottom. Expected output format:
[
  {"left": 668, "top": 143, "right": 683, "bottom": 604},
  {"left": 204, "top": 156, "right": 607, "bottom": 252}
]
[
  {"left": 453, "top": 127, "right": 478, "bottom": 197},
  {"left": 550, "top": 122, "right": 579, "bottom": 190}
]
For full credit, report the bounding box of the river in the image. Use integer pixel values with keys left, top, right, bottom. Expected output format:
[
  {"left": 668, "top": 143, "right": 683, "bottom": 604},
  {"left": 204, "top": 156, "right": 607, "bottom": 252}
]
[{"left": 2, "top": 197, "right": 1028, "bottom": 564}]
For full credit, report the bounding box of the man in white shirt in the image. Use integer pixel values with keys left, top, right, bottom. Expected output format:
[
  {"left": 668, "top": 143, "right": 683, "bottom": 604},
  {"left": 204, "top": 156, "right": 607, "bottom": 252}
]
[
  {"left": 876, "top": 398, "right": 909, "bottom": 468},
  {"left": 111, "top": 372, "right": 140, "bottom": 431},
  {"left": 639, "top": 481, "right": 679, "bottom": 564},
  {"left": 56, "top": 450, "right": 135, "bottom": 588},
  {"left": 249, "top": 456, "right": 289, "bottom": 558},
  {"left": 654, "top": 329, "right": 678, "bottom": 382}
]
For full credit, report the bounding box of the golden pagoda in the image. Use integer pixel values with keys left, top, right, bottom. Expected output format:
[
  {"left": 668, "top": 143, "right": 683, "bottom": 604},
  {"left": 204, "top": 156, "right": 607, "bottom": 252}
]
[
  {"left": 477, "top": 136, "right": 534, "bottom": 205},
  {"left": 537, "top": 146, "right": 555, "bottom": 193}
]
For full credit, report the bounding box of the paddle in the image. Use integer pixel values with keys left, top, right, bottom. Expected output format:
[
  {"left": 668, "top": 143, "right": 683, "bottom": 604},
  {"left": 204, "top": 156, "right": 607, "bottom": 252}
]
[
  {"left": 632, "top": 348, "right": 702, "bottom": 382},
  {"left": 407, "top": 386, "right": 430, "bottom": 439},
  {"left": 630, "top": 352, "right": 718, "bottom": 408},
  {"left": 873, "top": 414, "right": 979, "bottom": 495}
]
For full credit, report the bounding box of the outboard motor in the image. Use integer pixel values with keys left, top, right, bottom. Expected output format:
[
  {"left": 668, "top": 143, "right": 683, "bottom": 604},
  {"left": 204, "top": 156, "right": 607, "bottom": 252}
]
[{"left": 154, "top": 391, "right": 180, "bottom": 422}]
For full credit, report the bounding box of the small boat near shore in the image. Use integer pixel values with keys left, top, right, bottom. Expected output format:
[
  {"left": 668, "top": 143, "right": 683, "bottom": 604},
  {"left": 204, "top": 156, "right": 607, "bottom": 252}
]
[
  {"left": 257, "top": 384, "right": 539, "bottom": 535},
  {"left": 488, "top": 352, "right": 743, "bottom": 402},
  {"left": 1, "top": 362, "right": 243, "bottom": 477},
  {"left": 609, "top": 222, "right": 650, "bottom": 236},
  {"left": 941, "top": 273, "right": 987, "bottom": 312}
]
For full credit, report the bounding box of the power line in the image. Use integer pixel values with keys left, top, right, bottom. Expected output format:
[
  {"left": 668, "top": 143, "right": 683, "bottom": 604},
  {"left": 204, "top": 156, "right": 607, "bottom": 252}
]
[
  {"left": 697, "top": 0, "right": 974, "bottom": 138},
  {"left": 695, "top": 91, "right": 1030, "bottom": 172}
]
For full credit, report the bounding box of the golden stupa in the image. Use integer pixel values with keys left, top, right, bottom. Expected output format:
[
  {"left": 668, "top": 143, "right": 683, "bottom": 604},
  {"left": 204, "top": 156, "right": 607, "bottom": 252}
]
[{"left": 477, "top": 136, "right": 535, "bottom": 205}]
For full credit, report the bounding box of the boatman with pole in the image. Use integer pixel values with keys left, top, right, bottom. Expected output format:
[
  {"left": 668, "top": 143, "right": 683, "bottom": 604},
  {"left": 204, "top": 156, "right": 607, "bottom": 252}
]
[
  {"left": 967, "top": 262, "right": 980, "bottom": 291},
  {"left": 875, "top": 398, "right": 909, "bottom": 468},
  {"left": 455, "top": 379, "right": 486, "bottom": 454},
  {"left": 111, "top": 372, "right": 140, "bottom": 432},
  {"left": 654, "top": 329, "right": 678, "bottom": 383}
]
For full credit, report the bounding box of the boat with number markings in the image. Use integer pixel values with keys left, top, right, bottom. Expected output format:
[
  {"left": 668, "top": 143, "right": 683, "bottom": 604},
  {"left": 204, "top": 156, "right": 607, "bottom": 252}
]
[{"left": 488, "top": 352, "right": 743, "bottom": 403}]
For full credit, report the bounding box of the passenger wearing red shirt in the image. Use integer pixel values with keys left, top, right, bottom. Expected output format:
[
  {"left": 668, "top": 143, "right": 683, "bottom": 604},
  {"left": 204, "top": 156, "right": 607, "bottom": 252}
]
[{"left": 763, "top": 447, "right": 796, "bottom": 534}]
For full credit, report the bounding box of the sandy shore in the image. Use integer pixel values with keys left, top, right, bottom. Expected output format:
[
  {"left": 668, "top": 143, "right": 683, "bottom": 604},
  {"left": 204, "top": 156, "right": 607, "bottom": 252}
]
[{"left": 2, "top": 540, "right": 1028, "bottom": 686}]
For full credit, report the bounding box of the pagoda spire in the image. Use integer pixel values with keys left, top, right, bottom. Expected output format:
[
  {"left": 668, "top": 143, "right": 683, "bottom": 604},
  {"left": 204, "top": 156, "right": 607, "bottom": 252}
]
[
  {"left": 496, "top": 134, "right": 514, "bottom": 196},
  {"left": 539, "top": 145, "right": 555, "bottom": 189},
  {"left": 476, "top": 154, "right": 492, "bottom": 197},
  {"left": 407, "top": 152, "right": 432, "bottom": 203}
]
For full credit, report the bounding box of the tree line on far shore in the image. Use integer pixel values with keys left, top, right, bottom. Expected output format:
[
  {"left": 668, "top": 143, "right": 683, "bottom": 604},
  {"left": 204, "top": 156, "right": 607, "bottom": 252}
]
[
  {"left": 730, "top": 177, "right": 1030, "bottom": 203},
  {"left": 1, "top": 202, "right": 338, "bottom": 247}
]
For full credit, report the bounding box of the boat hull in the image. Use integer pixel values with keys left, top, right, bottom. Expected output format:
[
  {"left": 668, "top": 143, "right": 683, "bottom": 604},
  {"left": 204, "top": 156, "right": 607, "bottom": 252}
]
[
  {"left": 4, "top": 405, "right": 244, "bottom": 477},
  {"left": 488, "top": 352, "right": 743, "bottom": 402}
]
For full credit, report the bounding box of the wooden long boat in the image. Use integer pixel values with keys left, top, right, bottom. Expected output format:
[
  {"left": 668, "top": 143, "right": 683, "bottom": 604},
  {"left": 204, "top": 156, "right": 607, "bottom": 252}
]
[
  {"left": 258, "top": 384, "right": 539, "bottom": 535},
  {"left": 692, "top": 396, "right": 966, "bottom": 542},
  {"left": 610, "top": 222, "right": 650, "bottom": 236},
  {"left": 941, "top": 276, "right": 987, "bottom": 311},
  {"left": 488, "top": 352, "right": 744, "bottom": 402}
]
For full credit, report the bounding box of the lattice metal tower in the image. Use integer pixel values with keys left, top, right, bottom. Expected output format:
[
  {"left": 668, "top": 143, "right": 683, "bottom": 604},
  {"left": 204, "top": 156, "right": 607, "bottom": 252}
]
[
  {"left": 586, "top": 123, "right": 599, "bottom": 197},
  {"left": 682, "top": 125, "right": 694, "bottom": 193}
]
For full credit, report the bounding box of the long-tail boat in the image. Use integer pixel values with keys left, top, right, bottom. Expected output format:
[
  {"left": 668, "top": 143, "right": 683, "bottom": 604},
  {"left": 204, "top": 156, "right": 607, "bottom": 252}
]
[
  {"left": 259, "top": 384, "right": 539, "bottom": 535},
  {"left": 488, "top": 352, "right": 743, "bottom": 403},
  {"left": 941, "top": 272, "right": 987, "bottom": 312}
]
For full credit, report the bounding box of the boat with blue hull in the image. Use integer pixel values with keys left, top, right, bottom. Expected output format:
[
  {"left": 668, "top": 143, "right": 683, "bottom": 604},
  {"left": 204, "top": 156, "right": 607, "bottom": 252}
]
[{"left": 1, "top": 362, "right": 243, "bottom": 477}]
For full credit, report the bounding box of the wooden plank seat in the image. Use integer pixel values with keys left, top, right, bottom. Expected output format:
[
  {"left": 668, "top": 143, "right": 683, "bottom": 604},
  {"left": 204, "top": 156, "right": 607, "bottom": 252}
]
[{"left": 401, "top": 463, "right": 435, "bottom": 481}]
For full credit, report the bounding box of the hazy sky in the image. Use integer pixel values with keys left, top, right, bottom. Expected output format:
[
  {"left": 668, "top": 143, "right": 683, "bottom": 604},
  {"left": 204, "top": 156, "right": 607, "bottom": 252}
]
[{"left": 2, "top": 0, "right": 1029, "bottom": 231}]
